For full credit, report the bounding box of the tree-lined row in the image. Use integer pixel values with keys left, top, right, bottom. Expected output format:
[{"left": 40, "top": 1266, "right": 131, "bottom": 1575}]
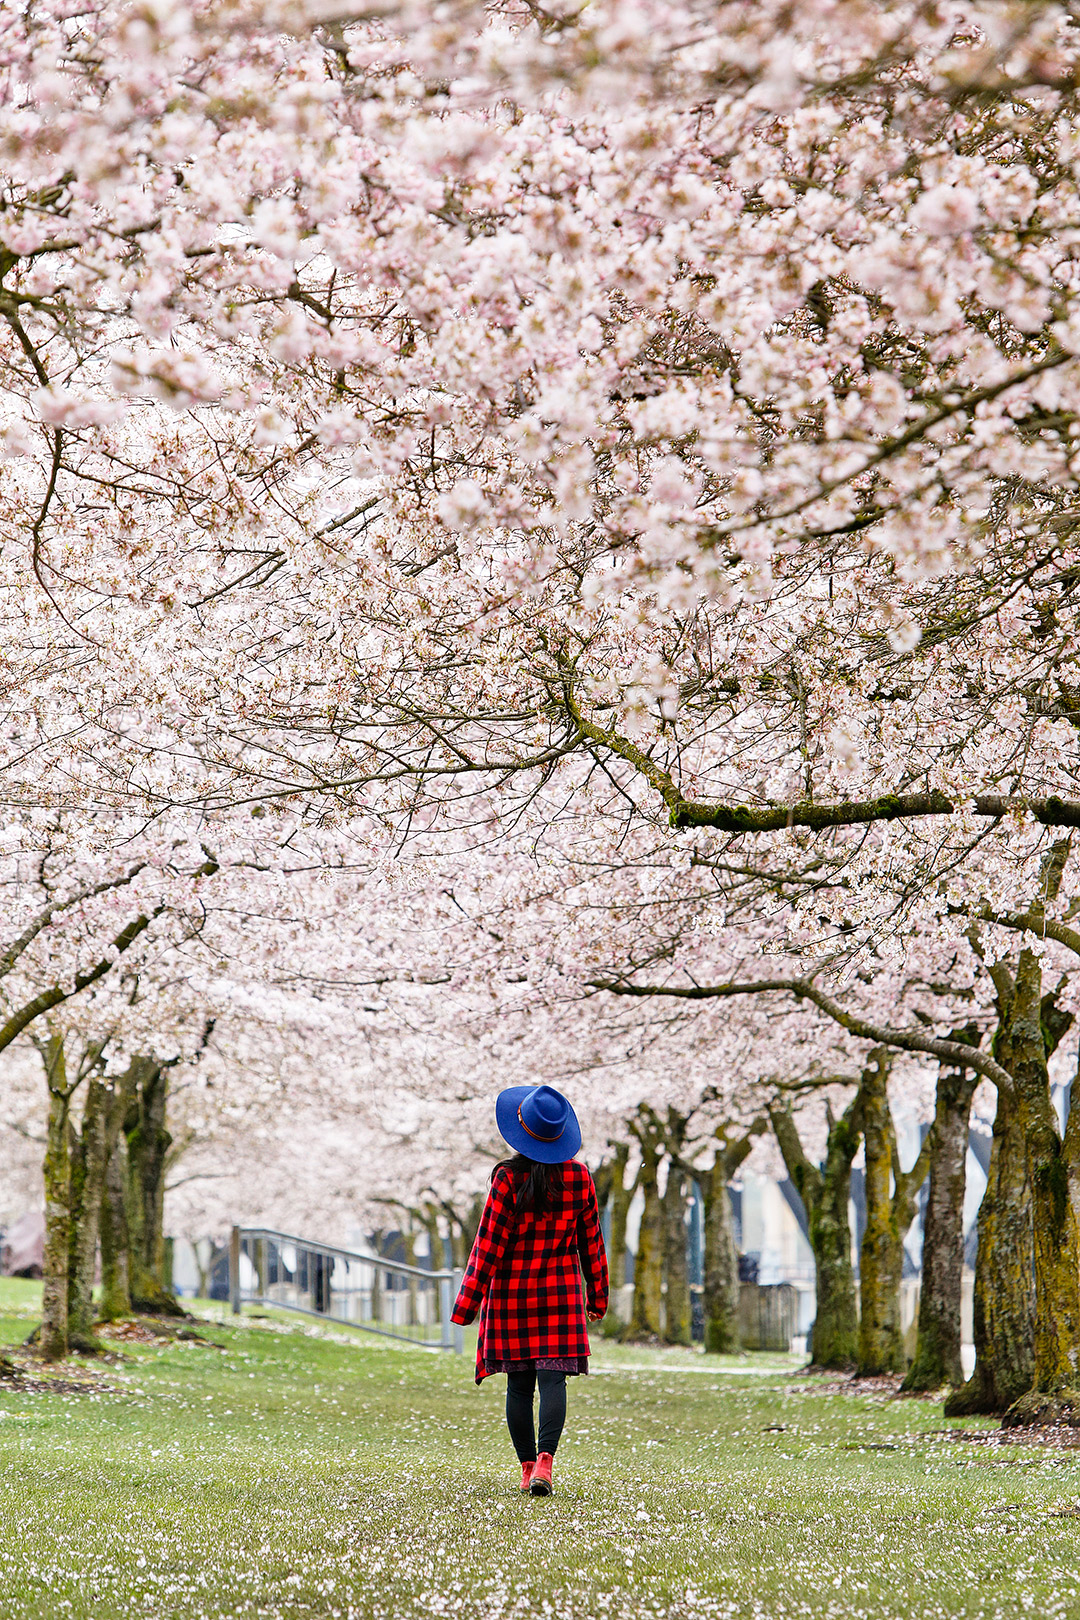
[
  {"left": 2, "top": 801, "right": 1077, "bottom": 1432},
  {"left": 1, "top": 0, "right": 1080, "bottom": 1428}
]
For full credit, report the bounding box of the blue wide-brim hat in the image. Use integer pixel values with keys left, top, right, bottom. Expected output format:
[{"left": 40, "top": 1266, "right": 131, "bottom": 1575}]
[{"left": 495, "top": 1084, "right": 582, "bottom": 1164}]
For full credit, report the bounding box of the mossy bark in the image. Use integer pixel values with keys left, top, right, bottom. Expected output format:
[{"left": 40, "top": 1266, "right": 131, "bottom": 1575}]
[
  {"left": 605, "top": 1142, "right": 633, "bottom": 1294},
  {"left": 945, "top": 950, "right": 1073, "bottom": 1418},
  {"left": 700, "top": 1125, "right": 762, "bottom": 1354},
  {"left": 858, "top": 1049, "right": 933, "bottom": 1377},
  {"left": 903, "top": 1049, "right": 977, "bottom": 1392},
  {"left": 1006, "top": 952, "right": 1080, "bottom": 1406},
  {"left": 40, "top": 1036, "right": 71, "bottom": 1362},
  {"left": 123, "top": 1057, "right": 183, "bottom": 1315},
  {"left": 945, "top": 1080, "right": 1036, "bottom": 1415},
  {"left": 628, "top": 1128, "right": 663, "bottom": 1339},
  {"left": 662, "top": 1160, "right": 692, "bottom": 1346},
  {"left": 653, "top": 1110, "right": 691, "bottom": 1346},
  {"left": 67, "top": 1073, "right": 110, "bottom": 1348},
  {"left": 701, "top": 1158, "right": 741, "bottom": 1353},
  {"left": 770, "top": 1093, "right": 860, "bottom": 1370},
  {"left": 858, "top": 1050, "right": 903, "bottom": 1376},
  {"left": 1066, "top": 1057, "right": 1080, "bottom": 1281},
  {"left": 99, "top": 1087, "right": 134, "bottom": 1322}
]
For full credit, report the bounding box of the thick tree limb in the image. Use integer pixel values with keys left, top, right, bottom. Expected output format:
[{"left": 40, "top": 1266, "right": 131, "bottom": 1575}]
[
  {"left": 971, "top": 907, "right": 1080, "bottom": 959},
  {"left": 563, "top": 686, "right": 1080, "bottom": 835},
  {"left": 670, "top": 791, "right": 1080, "bottom": 834}
]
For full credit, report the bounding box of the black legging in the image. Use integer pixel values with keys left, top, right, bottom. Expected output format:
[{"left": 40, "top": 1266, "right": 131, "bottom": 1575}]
[{"left": 505, "top": 1368, "right": 567, "bottom": 1461}]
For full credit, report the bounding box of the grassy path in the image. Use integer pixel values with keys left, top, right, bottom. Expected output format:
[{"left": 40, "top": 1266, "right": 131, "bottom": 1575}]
[{"left": 1, "top": 1281, "right": 1079, "bottom": 1619}]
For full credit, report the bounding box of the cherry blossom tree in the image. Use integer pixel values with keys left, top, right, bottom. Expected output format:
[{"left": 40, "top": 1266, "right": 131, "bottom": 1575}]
[
  {"left": 2, "top": 0, "right": 1080, "bottom": 1424},
  {"left": 0, "top": 0, "right": 1076, "bottom": 874}
]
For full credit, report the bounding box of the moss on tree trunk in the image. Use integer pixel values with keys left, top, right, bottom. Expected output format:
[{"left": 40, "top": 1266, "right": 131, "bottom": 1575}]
[
  {"left": 1005, "top": 952, "right": 1080, "bottom": 1413},
  {"left": 857, "top": 1050, "right": 905, "bottom": 1377},
  {"left": 945, "top": 1080, "right": 1036, "bottom": 1415},
  {"left": 662, "top": 1160, "right": 692, "bottom": 1346},
  {"left": 628, "top": 1127, "right": 663, "bottom": 1339},
  {"left": 770, "top": 1094, "right": 860, "bottom": 1370},
  {"left": 903, "top": 1045, "right": 977, "bottom": 1392},
  {"left": 100, "top": 1119, "right": 132, "bottom": 1322},
  {"left": 945, "top": 947, "right": 1075, "bottom": 1419},
  {"left": 858, "top": 1049, "right": 933, "bottom": 1378},
  {"left": 67, "top": 1072, "right": 110, "bottom": 1348},
  {"left": 40, "top": 1036, "right": 71, "bottom": 1362},
  {"left": 605, "top": 1142, "right": 632, "bottom": 1294},
  {"left": 123, "top": 1057, "right": 184, "bottom": 1315},
  {"left": 700, "top": 1124, "right": 762, "bottom": 1354},
  {"left": 700, "top": 1158, "right": 739, "bottom": 1353}
]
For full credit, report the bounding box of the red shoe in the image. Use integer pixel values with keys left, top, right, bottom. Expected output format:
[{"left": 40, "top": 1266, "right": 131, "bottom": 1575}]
[
  {"left": 519, "top": 1460, "right": 535, "bottom": 1492},
  {"left": 529, "top": 1452, "right": 554, "bottom": 1496}
]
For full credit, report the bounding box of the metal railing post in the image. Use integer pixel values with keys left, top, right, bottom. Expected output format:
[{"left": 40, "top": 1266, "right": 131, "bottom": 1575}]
[
  {"left": 229, "top": 1224, "right": 241, "bottom": 1315},
  {"left": 439, "top": 1274, "right": 452, "bottom": 1349},
  {"left": 452, "top": 1269, "right": 464, "bottom": 1354}
]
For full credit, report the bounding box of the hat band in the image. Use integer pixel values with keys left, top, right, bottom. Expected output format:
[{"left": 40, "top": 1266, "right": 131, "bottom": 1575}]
[{"left": 518, "top": 1104, "right": 563, "bottom": 1143}]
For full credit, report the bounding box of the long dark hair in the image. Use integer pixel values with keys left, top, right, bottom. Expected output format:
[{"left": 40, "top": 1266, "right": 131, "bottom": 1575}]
[{"left": 494, "top": 1153, "right": 564, "bottom": 1213}]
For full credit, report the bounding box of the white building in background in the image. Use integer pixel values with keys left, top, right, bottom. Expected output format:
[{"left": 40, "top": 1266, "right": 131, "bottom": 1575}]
[{"left": 734, "top": 1171, "right": 815, "bottom": 1333}]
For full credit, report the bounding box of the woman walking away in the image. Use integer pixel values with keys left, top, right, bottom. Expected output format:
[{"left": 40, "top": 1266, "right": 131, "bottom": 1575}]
[{"left": 451, "top": 1084, "right": 609, "bottom": 1498}]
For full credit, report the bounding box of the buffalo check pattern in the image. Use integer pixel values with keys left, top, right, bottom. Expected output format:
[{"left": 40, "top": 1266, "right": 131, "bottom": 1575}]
[{"left": 452, "top": 1160, "right": 610, "bottom": 1384}]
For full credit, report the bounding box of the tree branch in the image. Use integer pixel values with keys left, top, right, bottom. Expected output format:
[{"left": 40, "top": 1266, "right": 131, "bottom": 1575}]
[
  {"left": 0, "top": 856, "right": 217, "bottom": 1059},
  {"left": 588, "top": 974, "right": 1016, "bottom": 1096},
  {"left": 557, "top": 682, "right": 1080, "bottom": 836},
  {"left": 0, "top": 864, "right": 148, "bottom": 982},
  {"left": 969, "top": 905, "right": 1080, "bottom": 960},
  {"left": 670, "top": 790, "right": 1080, "bottom": 835}
]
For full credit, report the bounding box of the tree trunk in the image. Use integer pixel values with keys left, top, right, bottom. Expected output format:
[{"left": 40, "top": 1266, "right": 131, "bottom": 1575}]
[
  {"left": 628, "top": 1133, "right": 663, "bottom": 1339},
  {"left": 40, "top": 1036, "right": 71, "bottom": 1362},
  {"left": 606, "top": 1142, "right": 632, "bottom": 1295},
  {"left": 701, "top": 1155, "right": 740, "bottom": 1353},
  {"left": 903, "top": 1047, "right": 977, "bottom": 1392},
  {"left": 1001, "top": 950, "right": 1080, "bottom": 1420},
  {"left": 124, "top": 1056, "right": 183, "bottom": 1314},
  {"left": 943, "top": 950, "right": 1075, "bottom": 1419},
  {"left": 661, "top": 1161, "right": 691, "bottom": 1345},
  {"left": 443, "top": 1208, "right": 469, "bottom": 1270},
  {"left": 1066, "top": 1061, "right": 1080, "bottom": 1269},
  {"left": 99, "top": 1088, "right": 134, "bottom": 1321},
  {"left": 420, "top": 1205, "right": 445, "bottom": 1271},
  {"left": 67, "top": 1074, "right": 110, "bottom": 1348},
  {"left": 857, "top": 1048, "right": 906, "bottom": 1376},
  {"left": 770, "top": 1091, "right": 860, "bottom": 1370},
  {"left": 463, "top": 1194, "right": 484, "bottom": 1260},
  {"left": 700, "top": 1124, "right": 762, "bottom": 1354},
  {"left": 945, "top": 1078, "right": 1036, "bottom": 1415},
  {"left": 858, "top": 1048, "right": 932, "bottom": 1377}
]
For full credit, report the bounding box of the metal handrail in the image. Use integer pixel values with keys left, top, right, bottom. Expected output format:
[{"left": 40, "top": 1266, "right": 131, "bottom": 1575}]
[
  {"left": 235, "top": 1226, "right": 452, "bottom": 1282},
  {"left": 229, "top": 1225, "right": 463, "bottom": 1352}
]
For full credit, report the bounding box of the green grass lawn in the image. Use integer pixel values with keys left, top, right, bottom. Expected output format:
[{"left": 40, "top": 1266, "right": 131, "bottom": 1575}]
[{"left": 1, "top": 1279, "right": 1078, "bottom": 1619}]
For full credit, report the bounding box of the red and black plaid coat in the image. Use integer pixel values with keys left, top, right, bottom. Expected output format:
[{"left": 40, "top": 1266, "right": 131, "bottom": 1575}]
[{"left": 451, "top": 1159, "right": 609, "bottom": 1384}]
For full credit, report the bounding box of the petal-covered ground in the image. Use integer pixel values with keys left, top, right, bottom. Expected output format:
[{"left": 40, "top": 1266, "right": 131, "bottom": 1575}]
[{"left": 0, "top": 1279, "right": 1078, "bottom": 1620}]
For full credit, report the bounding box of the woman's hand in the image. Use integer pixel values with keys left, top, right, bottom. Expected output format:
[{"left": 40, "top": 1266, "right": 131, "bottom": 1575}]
[{"left": 587, "top": 1308, "right": 605, "bottom": 1321}]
